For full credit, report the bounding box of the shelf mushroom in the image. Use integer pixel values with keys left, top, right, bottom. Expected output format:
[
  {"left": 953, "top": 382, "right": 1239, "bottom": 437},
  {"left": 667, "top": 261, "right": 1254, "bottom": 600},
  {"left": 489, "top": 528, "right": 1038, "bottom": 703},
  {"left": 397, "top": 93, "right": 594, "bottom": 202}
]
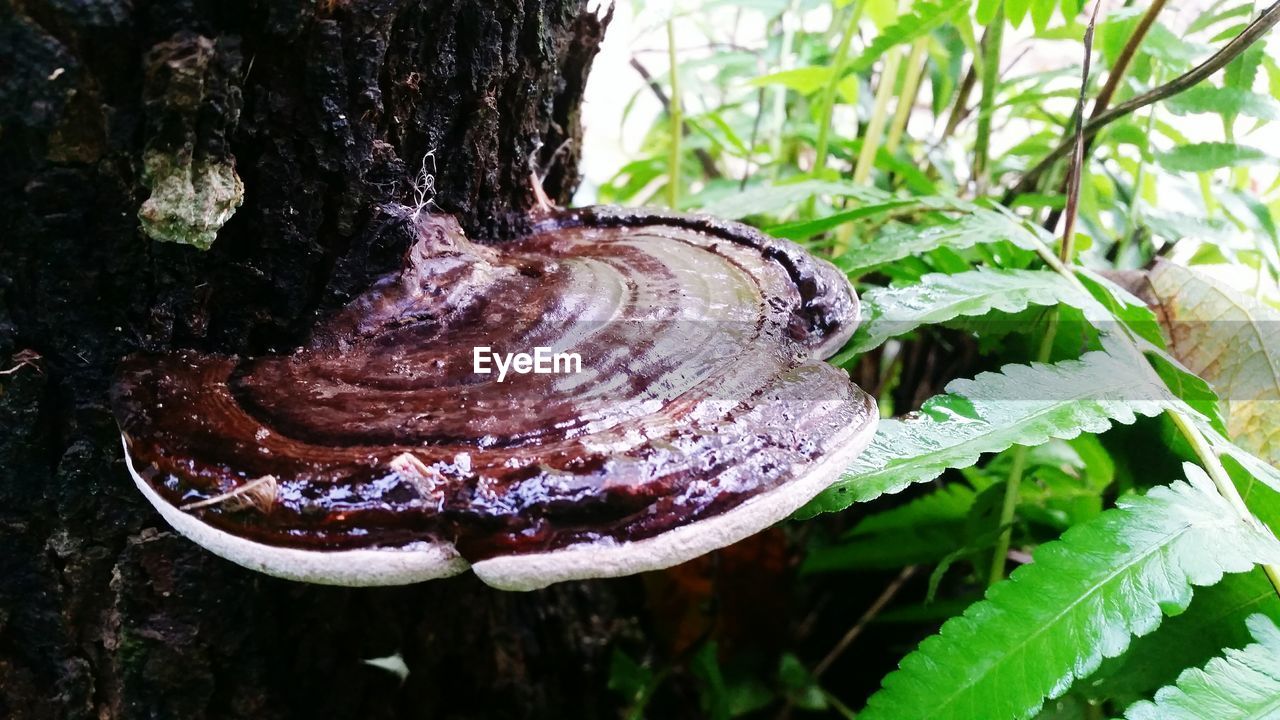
[{"left": 112, "top": 207, "right": 878, "bottom": 590}]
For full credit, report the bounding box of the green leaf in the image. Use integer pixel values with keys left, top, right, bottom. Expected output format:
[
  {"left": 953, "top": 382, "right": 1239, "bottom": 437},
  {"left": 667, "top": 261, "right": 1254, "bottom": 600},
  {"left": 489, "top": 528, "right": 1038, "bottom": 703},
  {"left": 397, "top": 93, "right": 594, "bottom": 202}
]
[
  {"left": 609, "top": 648, "right": 659, "bottom": 719},
  {"left": 804, "top": 484, "right": 978, "bottom": 572},
  {"left": 768, "top": 200, "right": 923, "bottom": 241},
  {"left": 1142, "top": 206, "right": 1237, "bottom": 244},
  {"left": 1123, "top": 614, "right": 1280, "bottom": 719},
  {"left": 866, "top": 0, "right": 900, "bottom": 28},
  {"left": 1078, "top": 268, "right": 1230, "bottom": 435},
  {"left": 1205, "top": 427, "right": 1280, "bottom": 502},
  {"left": 1074, "top": 269, "right": 1168, "bottom": 349},
  {"left": 852, "top": 0, "right": 972, "bottom": 73},
  {"left": 779, "top": 654, "right": 827, "bottom": 711},
  {"left": 1085, "top": 570, "right": 1280, "bottom": 707},
  {"left": 1224, "top": 43, "right": 1265, "bottom": 91},
  {"left": 838, "top": 206, "right": 1046, "bottom": 276},
  {"left": 1005, "top": 0, "right": 1031, "bottom": 27},
  {"left": 976, "top": 0, "right": 1002, "bottom": 25},
  {"left": 858, "top": 465, "right": 1280, "bottom": 720},
  {"left": 1266, "top": 55, "right": 1280, "bottom": 99},
  {"left": 805, "top": 520, "right": 967, "bottom": 571},
  {"left": 1147, "top": 350, "right": 1230, "bottom": 436},
  {"left": 1030, "top": 0, "right": 1056, "bottom": 32},
  {"left": 1187, "top": 3, "right": 1256, "bottom": 34},
  {"left": 834, "top": 269, "right": 1099, "bottom": 362},
  {"left": 696, "top": 180, "right": 890, "bottom": 220},
  {"left": 745, "top": 65, "right": 835, "bottom": 95},
  {"left": 1154, "top": 142, "right": 1273, "bottom": 172},
  {"left": 1165, "top": 86, "right": 1280, "bottom": 121},
  {"left": 1144, "top": 23, "right": 1210, "bottom": 64},
  {"left": 689, "top": 642, "right": 731, "bottom": 720},
  {"left": 1098, "top": 7, "right": 1146, "bottom": 62},
  {"left": 800, "top": 350, "right": 1169, "bottom": 517},
  {"left": 850, "top": 482, "right": 980, "bottom": 537},
  {"left": 700, "top": 111, "right": 751, "bottom": 157}
]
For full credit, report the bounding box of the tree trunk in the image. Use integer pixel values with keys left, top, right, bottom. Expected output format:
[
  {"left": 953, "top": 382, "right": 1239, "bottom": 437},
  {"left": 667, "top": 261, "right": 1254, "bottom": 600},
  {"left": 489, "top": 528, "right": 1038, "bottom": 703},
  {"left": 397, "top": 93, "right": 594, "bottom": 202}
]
[{"left": 0, "top": 2, "right": 647, "bottom": 717}]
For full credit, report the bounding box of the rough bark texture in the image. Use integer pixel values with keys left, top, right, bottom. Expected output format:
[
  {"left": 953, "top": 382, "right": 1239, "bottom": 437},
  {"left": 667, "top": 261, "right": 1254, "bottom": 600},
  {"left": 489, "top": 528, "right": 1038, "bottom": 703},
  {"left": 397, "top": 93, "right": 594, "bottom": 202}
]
[{"left": 0, "top": 2, "right": 673, "bottom": 717}]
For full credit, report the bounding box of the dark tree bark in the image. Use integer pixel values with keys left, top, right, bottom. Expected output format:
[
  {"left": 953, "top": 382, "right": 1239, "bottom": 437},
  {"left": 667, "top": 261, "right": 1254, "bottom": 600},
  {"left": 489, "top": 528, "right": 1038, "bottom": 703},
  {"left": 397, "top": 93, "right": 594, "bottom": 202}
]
[{"left": 0, "top": 2, "right": 669, "bottom": 717}]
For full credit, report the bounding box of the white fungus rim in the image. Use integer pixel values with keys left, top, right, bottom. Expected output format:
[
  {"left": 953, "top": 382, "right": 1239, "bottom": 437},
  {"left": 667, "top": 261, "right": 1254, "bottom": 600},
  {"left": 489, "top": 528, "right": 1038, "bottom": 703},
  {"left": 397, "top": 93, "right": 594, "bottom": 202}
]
[
  {"left": 122, "top": 435, "right": 469, "bottom": 586},
  {"left": 122, "top": 401, "right": 876, "bottom": 590},
  {"left": 472, "top": 406, "right": 877, "bottom": 590}
]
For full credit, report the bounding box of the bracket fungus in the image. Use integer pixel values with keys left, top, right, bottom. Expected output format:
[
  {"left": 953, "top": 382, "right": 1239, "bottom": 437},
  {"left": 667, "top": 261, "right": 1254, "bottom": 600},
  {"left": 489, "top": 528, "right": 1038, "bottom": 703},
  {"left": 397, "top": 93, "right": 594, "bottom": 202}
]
[{"left": 112, "top": 206, "right": 878, "bottom": 590}]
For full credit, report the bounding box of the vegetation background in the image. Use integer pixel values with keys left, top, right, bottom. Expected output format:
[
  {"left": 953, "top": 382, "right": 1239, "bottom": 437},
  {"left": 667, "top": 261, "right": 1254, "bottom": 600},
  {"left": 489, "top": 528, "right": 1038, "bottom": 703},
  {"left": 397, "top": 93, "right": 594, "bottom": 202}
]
[{"left": 578, "top": 1, "right": 1280, "bottom": 718}]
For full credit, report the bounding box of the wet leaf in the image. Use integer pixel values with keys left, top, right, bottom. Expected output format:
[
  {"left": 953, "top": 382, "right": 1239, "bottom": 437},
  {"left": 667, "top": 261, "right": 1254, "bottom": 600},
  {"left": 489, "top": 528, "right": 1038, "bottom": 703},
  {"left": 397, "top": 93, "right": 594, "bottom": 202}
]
[{"left": 859, "top": 466, "right": 1280, "bottom": 720}]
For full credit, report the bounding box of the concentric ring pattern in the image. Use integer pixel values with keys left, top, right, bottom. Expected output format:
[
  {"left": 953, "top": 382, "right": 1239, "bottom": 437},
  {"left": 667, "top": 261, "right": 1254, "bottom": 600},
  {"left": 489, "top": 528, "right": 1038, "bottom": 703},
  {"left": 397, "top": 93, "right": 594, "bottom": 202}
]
[{"left": 112, "top": 207, "right": 876, "bottom": 567}]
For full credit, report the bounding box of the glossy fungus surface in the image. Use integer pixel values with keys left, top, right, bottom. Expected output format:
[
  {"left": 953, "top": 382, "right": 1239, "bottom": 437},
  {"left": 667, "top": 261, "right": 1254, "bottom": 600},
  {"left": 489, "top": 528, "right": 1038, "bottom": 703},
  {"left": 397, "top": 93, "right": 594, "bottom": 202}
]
[{"left": 113, "top": 207, "right": 878, "bottom": 589}]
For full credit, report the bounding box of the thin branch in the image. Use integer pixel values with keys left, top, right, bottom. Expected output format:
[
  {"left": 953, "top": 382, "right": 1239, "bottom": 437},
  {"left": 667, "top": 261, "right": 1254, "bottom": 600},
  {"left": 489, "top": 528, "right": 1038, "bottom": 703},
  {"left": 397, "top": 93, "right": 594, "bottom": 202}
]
[
  {"left": 1005, "top": 0, "right": 1280, "bottom": 202},
  {"left": 941, "top": 61, "right": 977, "bottom": 140},
  {"left": 1091, "top": 0, "right": 1169, "bottom": 120},
  {"left": 774, "top": 565, "right": 918, "bottom": 720},
  {"left": 814, "top": 565, "right": 917, "bottom": 677},
  {"left": 1060, "top": 2, "right": 1100, "bottom": 261},
  {"left": 1042, "top": 0, "right": 1168, "bottom": 231}
]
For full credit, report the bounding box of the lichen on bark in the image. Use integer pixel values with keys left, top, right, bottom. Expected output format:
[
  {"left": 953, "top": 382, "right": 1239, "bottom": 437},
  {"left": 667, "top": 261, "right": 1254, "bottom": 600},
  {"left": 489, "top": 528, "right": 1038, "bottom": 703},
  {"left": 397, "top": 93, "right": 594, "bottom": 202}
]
[
  {"left": 136, "top": 32, "right": 244, "bottom": 250},
  {"left": 138, "top": 151, "right": 244, "bottom": 250}
]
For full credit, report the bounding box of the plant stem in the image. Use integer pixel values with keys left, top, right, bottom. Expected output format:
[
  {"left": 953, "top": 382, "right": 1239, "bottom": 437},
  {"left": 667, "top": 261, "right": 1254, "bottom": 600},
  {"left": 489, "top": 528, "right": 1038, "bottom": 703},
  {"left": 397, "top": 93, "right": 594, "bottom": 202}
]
[
  {"left": 990, "top": 309, "right": 1058, "bottom": 585},
  {"left": 850, "top": 0, "right": 911, "bottom": 193},
  {"left": 812, "top": 0, "right": 865, "bottom": 179},
  {"left": 666, "top": 18, "right": 681, "bottom": 209},
  {"left": 1199, "top": 172, "right": 1217, "bottom": 216},
  {"left": 999, "top": 17, "right": 1078, "bottom": 570},
  {"left": 885, "top": 37, "right": 929, "bottom": 155},
  {"left": 989, "top": 444, "right": 1029, "bottom": 585},
  {"left": 770, "top": 0, "right": 801, "bottom": 180},
  {"left": 1224, "top": 120, "right": 1250, "bottom": 189},
  {"left": 630, "top": 58, "right": 721, "bottom": 179},
  {"left": 973, "top": 0, "right": 1005, "bottom": 189},
  {"left": 852, "top": 49, "right": 902, "bottom": 186},
  {"left": 1123, "top": 67, "right": 1162, "bottom": 243},
  {"left": 836, "top": 45, "right": 902, "bottom": 254}
]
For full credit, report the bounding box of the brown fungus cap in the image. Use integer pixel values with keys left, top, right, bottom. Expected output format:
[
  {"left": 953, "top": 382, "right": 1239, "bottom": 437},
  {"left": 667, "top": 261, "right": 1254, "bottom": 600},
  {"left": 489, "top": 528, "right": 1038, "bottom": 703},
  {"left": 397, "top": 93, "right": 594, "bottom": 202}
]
[{"left": 112, "top": 207, "right": 878, "bottom": 590}]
